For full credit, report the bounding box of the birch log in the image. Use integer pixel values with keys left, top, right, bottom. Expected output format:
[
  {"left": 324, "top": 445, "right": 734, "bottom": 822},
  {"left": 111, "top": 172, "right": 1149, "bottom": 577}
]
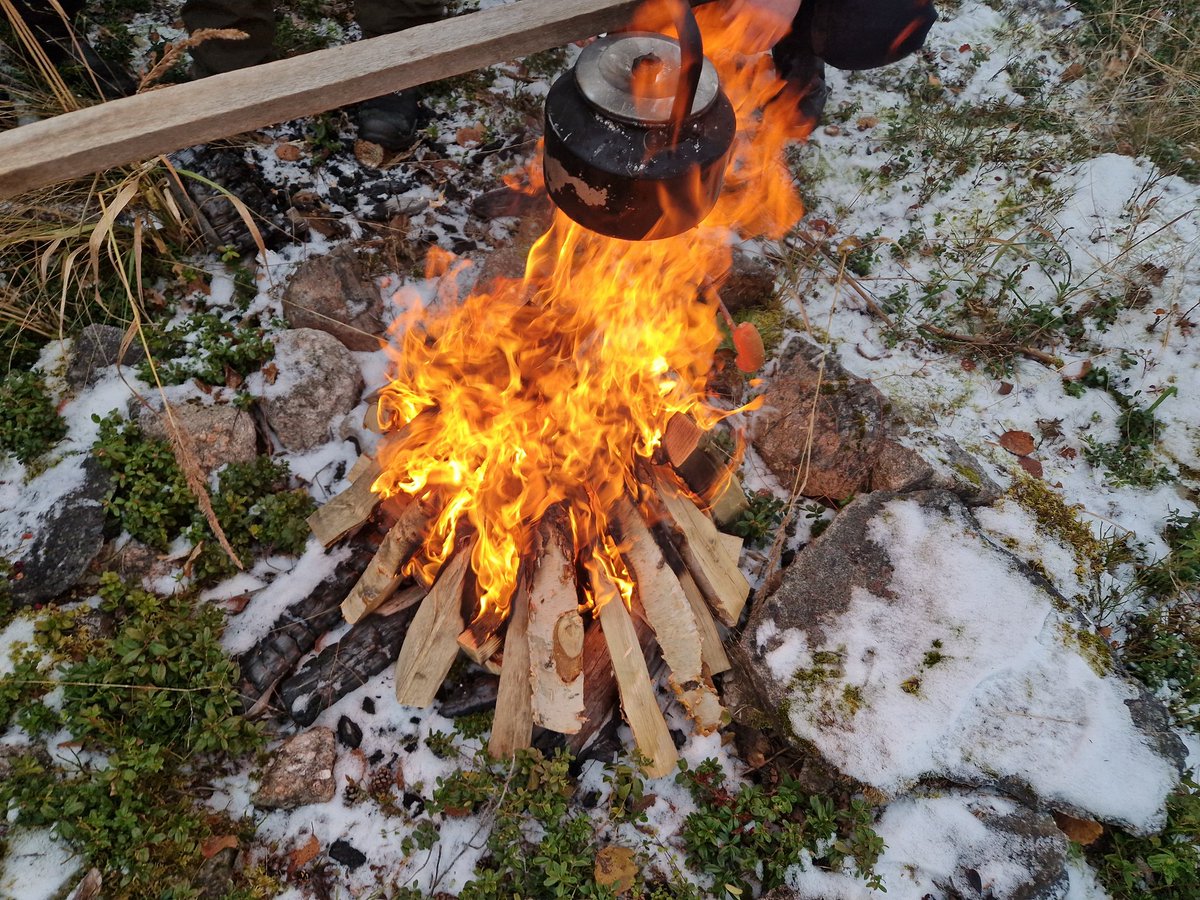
[
  {"left": 526, "top": 506, "right": 585, "bottom": 734},
  {"left": 488, "top": 576, "right": 533, "bottom": 758},
  {"left": 394, "top": 549, "right": 472, "bottom": 707},
  {"left": 341, "top": 500, "right": 428, "bottom": 623}
]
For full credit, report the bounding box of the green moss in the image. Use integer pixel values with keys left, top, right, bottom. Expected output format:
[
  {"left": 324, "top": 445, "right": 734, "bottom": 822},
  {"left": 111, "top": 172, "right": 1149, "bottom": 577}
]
[
  {"left": 900, "top": 676, "right": 921, "bottom": 695},
  {"left": 952, "top": 461, "right": 983, "bottom": 486},
  {"left": 1009, "top": 476, "right": 1110, "bottom": 577},
  {"left": 842, "top": 684, "right": 866, "bottom": 714},
  {"left": 1057, "top": 621, "right": 1112, "bottom": 677},
  {"left": 733, "top": 299, "right": 800, "bottom": 355}
]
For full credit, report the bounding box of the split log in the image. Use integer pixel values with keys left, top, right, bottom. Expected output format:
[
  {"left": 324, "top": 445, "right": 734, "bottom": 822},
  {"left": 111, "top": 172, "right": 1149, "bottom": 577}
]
[
  {"left": 718, "top": 530, "right": 744, "bottom": 569},
  {"left": 341, "top": 500, "right": 428, "bottom": 624},
  {"left": 235, "top": 549, "right": 370, "bottom": 711},
  {"left": 710, "top": 473, "right": 750, "bottom": 527},
  {"left": 458, "top": 603, "right": 506, "bottom": 664},
  {"left": 614, "top": 497, "right": 723, "bottom": 733},
  {"left": 661, "top": 537, "right": 732, "bottom": 676},
  {"left": 394, "top": 548, "right": 472, "bottom": 707},
  {"left": 307, "top": 456, "right": 383, "bottom": 547},
  {"left": 653, "top": 470, "right": 750, "bottom": 627},
  {"left": 526, "top": 505, "right": 585, "bottom": 734},
  {"left": 663, "top": 414, "right": 703, "bottom": 468},
  {"left": 594, "top": 564, "right": 678, "bottom": 778},
  {"left": 280, "top": 585, "right": 424, "bottom": 725},
  {"left": 675, "top": 441, "right": 749, "bottom": 527},
  {"left": 488, "top": 573, "right": 533, "bottom": 758}
]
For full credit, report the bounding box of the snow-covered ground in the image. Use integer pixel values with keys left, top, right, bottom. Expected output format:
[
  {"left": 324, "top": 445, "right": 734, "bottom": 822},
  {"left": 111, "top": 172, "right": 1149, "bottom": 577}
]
[{"left": 2, "top": 0, "right": 1198, "bottom": 897}]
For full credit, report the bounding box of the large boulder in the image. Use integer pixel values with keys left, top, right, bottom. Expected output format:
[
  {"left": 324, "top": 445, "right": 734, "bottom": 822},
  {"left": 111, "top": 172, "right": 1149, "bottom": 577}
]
[
  {"left": 138, "top": 396, "right": 257, "bottom": 476},
  {"left": 256, "top": 328, "right": 364, "bottom": 452},
  {"left": 282, "top": 247, "right": 386, "bottom": 351},
  {"left": 737, "top": 490, "right": 1185, "bottom": 834},
  {"left": 777, "top": 791, "right": 1072, "bottom": 900},
  {"left": 751, "top": 337, "right": 888, "bottom": 500}
]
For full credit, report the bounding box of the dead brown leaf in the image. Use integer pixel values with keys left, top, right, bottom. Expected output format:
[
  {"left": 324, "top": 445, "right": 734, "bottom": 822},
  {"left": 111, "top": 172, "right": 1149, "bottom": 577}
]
[
  {"left": 856, "top": 115, "right": 879, "bottom": 131},
  {"left": 262, "top": 362, "right": 279, "bottom": 385},
  {"left": 275, "top": 143, "right": 302, "bottom": 162},
  {"left": 354, "top": 139, "right": 385, "bottom": 169},
  {"left": 200, "top": 834, "right": 238, "bottom": 859},
  {"left": 1017, "top": 456, "right": 1044, "bottom": 478},
  {"left": 998, "top": 381, "right": 1013, "bottom": 395},
  {"left": 999, "top": 430, "right": 1036, "bottom": 456},
  {"left": 594, "top": 846, "right": 637, "bottom": 894},
  {"left": 290, "top": 834, "right": 321, "bottom": 871},
  {"left": 1053, "top": 812, "right": 1104, "bottom": 845},
  {"left": 456, "top": 125, "right": 486, "bottom": 145}
]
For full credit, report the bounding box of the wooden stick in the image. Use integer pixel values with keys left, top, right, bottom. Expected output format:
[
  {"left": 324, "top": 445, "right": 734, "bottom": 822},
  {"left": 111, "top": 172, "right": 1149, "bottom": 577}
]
[
  {"left": 614, "top": 498, "right": 723, "bottom": 733},
  {"left": 488, "top": 573, "right": 533, "bottom": 758},
  {"left": 307, "top": 457, "right": 383, "bottom": 547},
  {"left": 341, "top": 500, "right": 428, "bottom": 624},
  {"left": 653, "top": 526, "right": 732, "bottom": 676},
  {"left": 0, "top": 0, "right": 641, "bottom": 198},
  {"left": 394, "top": 549, "right": 472, "bottom": 707},
  {"left": 526, "top": 506, "right": 585, "bottom": 734},
  {"left": 663, "top": 414, "right": 702, "bottom": 468},
  {"left": 653, "top": 470, "right": 750, "bottom": 627},
  {"left": 458, "top": 603, "right": 506, "bottom": 665},
  {"left": 594, "top": 564, "right": 678, "bottom": 778}
]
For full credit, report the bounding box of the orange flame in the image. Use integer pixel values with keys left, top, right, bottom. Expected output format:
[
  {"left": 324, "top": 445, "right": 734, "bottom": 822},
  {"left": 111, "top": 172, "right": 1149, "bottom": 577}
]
[{"left": 373, "top": 1, "right": 811, "bottom": 620}]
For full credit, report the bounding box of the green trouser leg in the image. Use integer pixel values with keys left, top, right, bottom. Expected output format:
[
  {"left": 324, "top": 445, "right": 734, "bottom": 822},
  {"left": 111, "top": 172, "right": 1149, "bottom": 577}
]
[
  {"left": 354, "top": 0, "right": 446, "bottom": 39},
  {"left": 181, "top": 0, "right": 276, "bottom": 76}
]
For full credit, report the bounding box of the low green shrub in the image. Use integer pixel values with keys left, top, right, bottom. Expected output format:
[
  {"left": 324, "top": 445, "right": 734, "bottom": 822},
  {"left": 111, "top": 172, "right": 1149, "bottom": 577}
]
[{"left": 0, "top": 370, "right": 67, "bottom": 463}]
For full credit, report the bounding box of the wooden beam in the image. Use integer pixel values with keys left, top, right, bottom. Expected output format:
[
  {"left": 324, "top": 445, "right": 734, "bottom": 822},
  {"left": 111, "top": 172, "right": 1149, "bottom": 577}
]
[
  {"left": 614, "top": 498, "right": 723, "bottom": 733},
  {"left": 593, "top": 563, "right": 678, "bottom": 779},
  {"left": 653, "top": 470, "right": 750, "bottom": 627},
  {"left": 526, "top": 506, "right": 585, "bottom": 734},
  {"left": 488, "top": 573, "right": 533, "bottom": 759},
  {"left": 394, "top": 549, "right": 471, "bottom": 707},
  {"left": 0, "top": 0, "right": 640, "bottom": 198},
  {"left": 340, "top": 500, "right": 428, "bottom": 624},
  {"left": 307, "top": 456, "right": 383, "bottom": 547}
]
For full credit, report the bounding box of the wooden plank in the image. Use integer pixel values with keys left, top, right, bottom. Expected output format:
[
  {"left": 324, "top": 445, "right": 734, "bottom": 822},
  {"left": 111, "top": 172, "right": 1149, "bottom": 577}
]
[
  {"left": 593, "top": 563, "right": 677, "bottom": 779},
  {"left": 307, "top": 457, "right": 383, "bottom": 547},
  {"left": 614, "top": 497, "right": 723, "bottom": 733},
  {"left": 718, "top": 530, "right": 744, "bottom": 569},
  {"left": 488, "top": 574, "right": 533, "bottom": 758},
  {"left": 653, "top": 470, "right": 750, "bottom": 628},
  {"left": 526, "top": 506, "right": 585, "bottom": 734},
  {"left": 710, "top": 473, "right": 750, "bottom": 528},
  {"left": 394, "top": 549, "right": 471, "bottom": 707},
  {"left": 0, "top": 0, "right": 641, "bottom": 198},
  {"left": 653, "top": 526, "right": 732, "bottom": 676},
  {"left": 663, "top": 414, "right": 702, "bottom": 468},
  {"left": 340, "top": 501, "right": 428, "bottom": 624}
]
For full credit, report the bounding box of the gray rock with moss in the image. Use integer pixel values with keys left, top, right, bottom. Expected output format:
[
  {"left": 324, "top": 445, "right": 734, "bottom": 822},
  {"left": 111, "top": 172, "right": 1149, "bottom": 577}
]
[
  {"left": 253, "top": 726, "right": 337, "bottom": 810},
  {"left": 736, "top": 490, "right": 1185, "bottom": 834},
  {"left": 282, "top": 247, "right": 386, "bottom": 352}
]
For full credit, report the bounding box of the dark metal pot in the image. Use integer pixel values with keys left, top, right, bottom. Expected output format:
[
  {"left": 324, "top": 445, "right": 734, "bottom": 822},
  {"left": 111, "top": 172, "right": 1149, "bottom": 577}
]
[{"left": 542, "top": 3, "right": 735, "bottom": 241}]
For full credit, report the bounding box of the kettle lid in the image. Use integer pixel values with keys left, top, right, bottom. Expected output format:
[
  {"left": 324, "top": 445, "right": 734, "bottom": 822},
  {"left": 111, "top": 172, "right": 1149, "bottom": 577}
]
[{"left": 573, "top": 32, "right": 722, "bottom": 127}]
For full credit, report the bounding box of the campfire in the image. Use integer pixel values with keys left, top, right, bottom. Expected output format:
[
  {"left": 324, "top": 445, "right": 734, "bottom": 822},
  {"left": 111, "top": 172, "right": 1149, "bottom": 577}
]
[{"left": 307, "top": 3, "right": 810, "bottom": 776}]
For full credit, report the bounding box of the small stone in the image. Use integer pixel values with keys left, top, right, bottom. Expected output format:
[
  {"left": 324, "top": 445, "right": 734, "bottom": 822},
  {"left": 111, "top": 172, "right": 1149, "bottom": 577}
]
[
  {"left": 337, "top": 715, "right": 363, "bottom": 749},
  {"left": 361, "top": 697, "right": 376, "bottom": 714},
  {"left": 282, "top": 247, "right": 385, "bottom": 351},
  {"left": 256, "top": 329, "right": 364, "bottom": 452},
  {"left": 718, "top": 248, "right": 777, "bottom": 315},
  {"left": 328, "top": 839, "right": 367, "bottom": 870},
  {"left": 253, "top": 727, "right": 337, "bottom": 810},
  {"left": 822, "top": 124, "right": 841, "bottom": 136},
  {"left": 137, "top": 397, "right": 257, "bottom": 476},
  {"left": 752, "top": 337, "right": 887, "bottom": 500},
  {"left": 66, "top": 324, "right": 145, "bottom": 388}
]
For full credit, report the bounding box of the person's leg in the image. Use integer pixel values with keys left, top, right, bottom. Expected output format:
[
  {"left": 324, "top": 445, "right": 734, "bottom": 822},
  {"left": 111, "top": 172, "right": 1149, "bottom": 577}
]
[
  {"left": 7, "top": 0, "right": 135, "bottom": 96},
  {"left": 354, "top": 0, "right": 446, "bottom": 39},
  {"left": 181, "top": 0, "right": 276, "bottom": 76},
  {"left": 808, "top": 0, "right": 937, "bottom": 71},
  {"left": 771, "top": 1, "right": 830, "bottom": 123},
  {"left": 352, "top": 0, "right": 447, "bottom": 150}
]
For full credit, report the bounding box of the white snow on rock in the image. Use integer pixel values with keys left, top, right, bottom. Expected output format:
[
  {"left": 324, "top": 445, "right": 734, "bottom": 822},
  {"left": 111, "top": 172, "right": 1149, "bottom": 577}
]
[{"left": 761, "top": 496, "right": 1180, "bottom": 832}]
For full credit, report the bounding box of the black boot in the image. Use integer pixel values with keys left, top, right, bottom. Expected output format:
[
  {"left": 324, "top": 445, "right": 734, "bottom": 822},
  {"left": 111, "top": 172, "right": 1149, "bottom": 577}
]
[{"left": 355, "top": 89, "right": 424, "bottom": 151}]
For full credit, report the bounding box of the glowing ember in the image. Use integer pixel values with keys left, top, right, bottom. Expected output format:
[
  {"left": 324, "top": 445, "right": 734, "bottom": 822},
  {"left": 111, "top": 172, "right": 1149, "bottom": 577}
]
[{"left": 372, "top": 2, "right": 812, "bottom": 627}]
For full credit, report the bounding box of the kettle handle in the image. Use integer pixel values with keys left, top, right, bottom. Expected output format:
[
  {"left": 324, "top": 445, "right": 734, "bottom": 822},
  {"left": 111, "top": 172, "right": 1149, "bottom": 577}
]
[{"left": 667, "top": 0, "right": 704, "bottom": 143}]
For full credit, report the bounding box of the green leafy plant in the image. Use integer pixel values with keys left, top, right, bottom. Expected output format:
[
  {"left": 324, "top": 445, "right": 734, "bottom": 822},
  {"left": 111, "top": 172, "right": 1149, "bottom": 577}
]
[
  {"left": 0, "top": 574, "right": 262, "bottom": 896},
  {"left": 137, "top": 309, "right": 274, "bottom": 387},
  {"left": 730, "top": 491, "right": 786, "bottom": 547},
  {"left": 1092, "top": 778, "right": 1200, "bottom": 898},
  {"left": 0, "top": 370, "right": 67, "bottom": 463},
  {"left": 675, "top": 757, "right": 884, "bottom": 897}
]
